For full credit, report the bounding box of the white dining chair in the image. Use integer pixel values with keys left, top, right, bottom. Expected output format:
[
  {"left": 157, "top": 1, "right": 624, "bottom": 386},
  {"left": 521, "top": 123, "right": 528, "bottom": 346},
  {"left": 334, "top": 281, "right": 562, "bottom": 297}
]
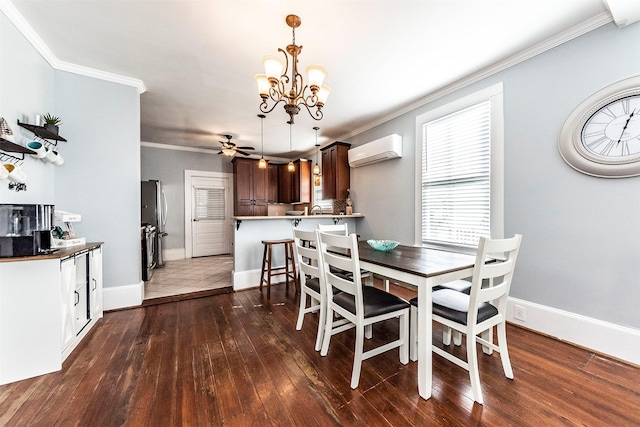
[
  {"left": 409, "top": 234, "right": 522, "bottom": 405},
  {"left": 317, "top": 230, "right": 410, "bottom": 389},
  {"left": 292, "top": 228, "right": 329, "bottom": 351},
  {"left": 317, "top": 223, "right": 388, "bottom": 291}
]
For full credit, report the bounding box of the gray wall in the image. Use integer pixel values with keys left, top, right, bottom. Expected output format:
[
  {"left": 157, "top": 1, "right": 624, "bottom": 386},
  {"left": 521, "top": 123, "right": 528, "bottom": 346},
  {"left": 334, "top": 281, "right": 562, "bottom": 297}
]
[
  {"left": 346, "top": 22, "right": 640, "bottom": 329},
  {"left": 1, "top": 12, "right": 141, "bottom": 290},
  {"left": 140, "top": 145, "right": 233, "bottom": 250},
  {"left": 54, "top": 72, "right": 140, "bottom": 289}
]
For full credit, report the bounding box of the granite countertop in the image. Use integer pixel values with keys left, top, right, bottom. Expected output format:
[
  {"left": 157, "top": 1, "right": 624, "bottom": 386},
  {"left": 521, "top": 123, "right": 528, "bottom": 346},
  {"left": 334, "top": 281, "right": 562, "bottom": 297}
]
[
  {"left": 0, "top": 242, "right": 103, "bottom": 263},
  {"left": 233, "top": 214, "right": 364, "bottom": 220}
]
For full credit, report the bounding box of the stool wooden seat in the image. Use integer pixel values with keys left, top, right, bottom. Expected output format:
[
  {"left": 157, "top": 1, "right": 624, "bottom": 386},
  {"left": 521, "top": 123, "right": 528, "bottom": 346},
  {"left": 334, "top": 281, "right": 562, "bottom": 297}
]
[{"left": 260, "top": 239, "right": 298, "bottom": 297}]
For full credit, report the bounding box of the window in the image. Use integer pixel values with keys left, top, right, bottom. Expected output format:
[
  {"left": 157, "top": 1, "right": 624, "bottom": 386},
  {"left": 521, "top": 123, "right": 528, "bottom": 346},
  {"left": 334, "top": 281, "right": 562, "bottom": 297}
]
[
  {"left": 194, "top": 187, "right": 225, "bottom": 220},
  {"left": 415, "top": 84, "right": 504, "bottom": 248},
  {"left": 313, "top": 182, "right": 333, "bottom": 212}
]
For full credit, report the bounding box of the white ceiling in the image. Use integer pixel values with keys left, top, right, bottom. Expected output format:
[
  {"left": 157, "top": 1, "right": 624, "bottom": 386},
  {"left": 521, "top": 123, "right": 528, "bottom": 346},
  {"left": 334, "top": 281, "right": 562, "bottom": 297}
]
[{"left": 8, "top": 0, "right": 611, "bottom": 159}]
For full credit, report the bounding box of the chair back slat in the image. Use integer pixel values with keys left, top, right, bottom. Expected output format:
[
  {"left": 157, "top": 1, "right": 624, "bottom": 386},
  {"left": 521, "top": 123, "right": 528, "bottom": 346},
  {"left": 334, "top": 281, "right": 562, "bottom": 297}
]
[
  {"left": 317, "top": 230, "right": 362, "bottom": 300},
  {"left": 468, "top": 234, "right": 522, "bottom": 324},
  {"left": 317, "top": 223, "right": 349, "bottom": 236},
  {"left": 293, "top": 228, "right": 322, "bottom": 284}
]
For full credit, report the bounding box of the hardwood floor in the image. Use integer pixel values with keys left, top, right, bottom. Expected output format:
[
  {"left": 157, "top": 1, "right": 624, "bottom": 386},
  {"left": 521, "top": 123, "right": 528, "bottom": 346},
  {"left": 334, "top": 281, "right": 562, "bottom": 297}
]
[{"left": 1, "top": 282, "right": 638, "bottom": 426}]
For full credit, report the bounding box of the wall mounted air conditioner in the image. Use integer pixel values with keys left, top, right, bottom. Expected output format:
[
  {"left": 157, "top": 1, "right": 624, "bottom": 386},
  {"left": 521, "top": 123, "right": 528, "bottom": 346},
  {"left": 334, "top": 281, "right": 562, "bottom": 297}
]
[{"left": 348, "top": 134, "right": 402, "bottom": 167}]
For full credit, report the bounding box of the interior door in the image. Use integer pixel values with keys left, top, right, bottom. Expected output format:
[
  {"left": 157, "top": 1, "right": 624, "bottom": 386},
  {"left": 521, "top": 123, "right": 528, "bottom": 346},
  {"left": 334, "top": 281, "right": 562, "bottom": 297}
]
[{"left": 191, "top": 176, "right": 231, "bottom": 257}]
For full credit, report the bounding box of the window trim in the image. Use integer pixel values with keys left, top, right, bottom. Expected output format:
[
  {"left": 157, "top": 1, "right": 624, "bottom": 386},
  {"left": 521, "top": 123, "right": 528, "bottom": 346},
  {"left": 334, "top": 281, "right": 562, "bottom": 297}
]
[{"left": 414, "top": 83, "right": 504, "bottom": 248}]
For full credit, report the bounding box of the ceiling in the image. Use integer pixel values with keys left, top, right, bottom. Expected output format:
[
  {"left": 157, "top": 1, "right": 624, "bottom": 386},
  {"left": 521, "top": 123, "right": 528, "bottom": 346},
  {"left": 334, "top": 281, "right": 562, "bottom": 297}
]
[{"left": 8, "top": 0, "right": 611, "bottom": 159}]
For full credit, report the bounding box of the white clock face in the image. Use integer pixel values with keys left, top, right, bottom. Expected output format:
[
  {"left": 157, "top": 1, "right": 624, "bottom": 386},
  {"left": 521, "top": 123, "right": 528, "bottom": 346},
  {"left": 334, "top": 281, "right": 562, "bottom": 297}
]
[
  {"left": 559, "top": 76, "right": 640, "bottom": 178},
  {"left": 581, "top": 94, "right": 640, "bottom": 160}
]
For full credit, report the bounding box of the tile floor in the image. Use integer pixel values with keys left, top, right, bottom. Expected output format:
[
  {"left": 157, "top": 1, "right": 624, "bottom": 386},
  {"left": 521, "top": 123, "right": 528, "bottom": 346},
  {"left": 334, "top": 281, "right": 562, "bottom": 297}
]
[{"left": 143, "top": 255, "right": 233, "bottom": 300}]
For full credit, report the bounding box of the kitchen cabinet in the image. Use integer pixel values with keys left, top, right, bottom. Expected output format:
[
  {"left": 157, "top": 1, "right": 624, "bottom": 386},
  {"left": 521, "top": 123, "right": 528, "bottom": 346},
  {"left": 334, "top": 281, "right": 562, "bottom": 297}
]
[
  {"left": 60, "top": 257, "right": 76, "bottom": 353},
  {"left": 321, "top": 142, "right": 351, "bottom": 200},
  {"left": 277, "top": 160, "right": 311, "bottom": 204},
  {"left": 90, "top": 246, "right": 103, "bottom": 320},
  {"left": 0, "top": 243, "right": 103, "bottom": 385},
  {"left": 233, "top": 158, "right": 268, "bottom": 216},
  {"left": 268, "top": 164, "right": 278, "bottom": 203}
]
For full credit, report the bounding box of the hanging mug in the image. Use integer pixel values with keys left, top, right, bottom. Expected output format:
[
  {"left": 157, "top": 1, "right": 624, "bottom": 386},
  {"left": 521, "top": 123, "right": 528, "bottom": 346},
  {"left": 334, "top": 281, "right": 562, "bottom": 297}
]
[
  {"left": 27, "top": 141, "right": 47, "bottom": 159},
  {"left": 44, "top": 147, "right": 58, "bottom": 163},
  {"left": 3, "top": 163, "right": 27, "bottom": 183},
  {"left": 53, "top": 151, "right": 64, "bottom": 166}
]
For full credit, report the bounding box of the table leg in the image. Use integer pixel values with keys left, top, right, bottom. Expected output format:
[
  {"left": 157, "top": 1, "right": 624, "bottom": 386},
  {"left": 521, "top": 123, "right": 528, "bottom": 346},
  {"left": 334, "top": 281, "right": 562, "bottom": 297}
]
[{"left": 417, "top": 280, "right": 432, "bottom": 400}]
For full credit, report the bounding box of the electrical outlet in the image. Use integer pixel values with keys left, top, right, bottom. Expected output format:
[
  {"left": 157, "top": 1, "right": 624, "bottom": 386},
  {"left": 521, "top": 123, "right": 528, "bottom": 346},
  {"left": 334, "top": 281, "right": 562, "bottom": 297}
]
[{"left": 514, "top": 305, "right": 526, "bottom": 321}]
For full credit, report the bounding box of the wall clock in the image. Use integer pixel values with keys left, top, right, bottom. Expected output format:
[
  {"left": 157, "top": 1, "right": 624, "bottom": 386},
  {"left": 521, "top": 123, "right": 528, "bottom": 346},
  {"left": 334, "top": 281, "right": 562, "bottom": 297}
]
[{"left": 559, "top": 75, "right": 640, "bottom": 178}]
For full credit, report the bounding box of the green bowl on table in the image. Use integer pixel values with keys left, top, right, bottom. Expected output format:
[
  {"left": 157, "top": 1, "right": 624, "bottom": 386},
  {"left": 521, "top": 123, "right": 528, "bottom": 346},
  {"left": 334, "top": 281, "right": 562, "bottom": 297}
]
[{"left": 366, "top": 239, "right": 400, "bottom": 252}]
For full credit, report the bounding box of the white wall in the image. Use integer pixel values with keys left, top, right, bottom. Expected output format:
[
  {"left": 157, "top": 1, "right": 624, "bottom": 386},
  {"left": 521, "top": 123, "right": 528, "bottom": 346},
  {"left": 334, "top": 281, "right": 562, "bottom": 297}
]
[
  {"left": 346, "top": 22, "right": 640, "bottom": 332},
  {"left": 1, "top": 10, "right": 142, "bottom": 305},
  {"left": 0, "top": 12, "right": 55, "bottom": 203}
]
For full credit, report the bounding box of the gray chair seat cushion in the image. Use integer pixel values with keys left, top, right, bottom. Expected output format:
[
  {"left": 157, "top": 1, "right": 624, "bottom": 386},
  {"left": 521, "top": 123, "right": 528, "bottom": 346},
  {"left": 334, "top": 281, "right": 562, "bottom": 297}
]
[
  {"left": 409, "top": 289, "right": 498, "bottom": 325},
  {"left": 303, "top": 276, "right": 321, "bottom": 294},
  {"left": 334, "top": 286, "right": 410, "bottom": 318}
]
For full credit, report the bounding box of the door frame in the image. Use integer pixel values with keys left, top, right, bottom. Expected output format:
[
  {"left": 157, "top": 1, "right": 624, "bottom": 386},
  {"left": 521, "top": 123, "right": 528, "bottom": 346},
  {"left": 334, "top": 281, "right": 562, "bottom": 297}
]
[{"left": 184, "top": 170, "right": 234, "bottom": 259}]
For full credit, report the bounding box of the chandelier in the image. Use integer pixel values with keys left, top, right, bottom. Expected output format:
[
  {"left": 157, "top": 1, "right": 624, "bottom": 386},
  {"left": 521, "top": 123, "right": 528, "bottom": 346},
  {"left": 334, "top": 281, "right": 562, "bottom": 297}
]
[{"left": 254, "top": 14, "right": 330, "bottom": 124}]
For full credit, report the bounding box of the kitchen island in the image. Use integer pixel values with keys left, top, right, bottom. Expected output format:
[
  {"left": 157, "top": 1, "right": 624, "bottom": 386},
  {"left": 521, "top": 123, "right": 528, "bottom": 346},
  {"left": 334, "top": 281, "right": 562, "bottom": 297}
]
[{"left": 232, "top": 214, "right": 364, "bottom": 290}]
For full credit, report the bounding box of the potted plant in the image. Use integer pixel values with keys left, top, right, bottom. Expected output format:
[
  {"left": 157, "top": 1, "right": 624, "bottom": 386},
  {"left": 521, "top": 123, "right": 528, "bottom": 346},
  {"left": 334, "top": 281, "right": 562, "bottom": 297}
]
[{"left": 42, "top": 113, "right": 62, "bottom": 135}]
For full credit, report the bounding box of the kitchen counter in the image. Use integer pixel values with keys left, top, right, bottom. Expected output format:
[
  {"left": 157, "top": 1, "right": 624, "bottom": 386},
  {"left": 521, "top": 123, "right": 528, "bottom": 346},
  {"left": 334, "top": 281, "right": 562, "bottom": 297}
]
[
  {"left": 0, "top": 242, "right": 103, "bottom": 263},
  {"left": 232, "top": 215, "right": 364, "bottom": 291},
  {"left": 233, "top": 213, "right": 364, "bottom": 220}
]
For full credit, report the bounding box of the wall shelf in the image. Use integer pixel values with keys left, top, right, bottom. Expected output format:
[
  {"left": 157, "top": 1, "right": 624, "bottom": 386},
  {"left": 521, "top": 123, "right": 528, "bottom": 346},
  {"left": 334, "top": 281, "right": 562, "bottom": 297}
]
[
  {"left": 17, "top": 120, "right": 67, "bottom": 143},
  {"left": 0, "top": 137, "right": 35, "bottom": 162}
]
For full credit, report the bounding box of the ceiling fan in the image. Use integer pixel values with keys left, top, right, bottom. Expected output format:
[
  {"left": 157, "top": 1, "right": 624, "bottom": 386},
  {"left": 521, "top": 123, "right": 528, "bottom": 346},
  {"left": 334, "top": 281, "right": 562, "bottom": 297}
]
[{"left": 202, "top": 134, "right": 255, "bottom": 157}]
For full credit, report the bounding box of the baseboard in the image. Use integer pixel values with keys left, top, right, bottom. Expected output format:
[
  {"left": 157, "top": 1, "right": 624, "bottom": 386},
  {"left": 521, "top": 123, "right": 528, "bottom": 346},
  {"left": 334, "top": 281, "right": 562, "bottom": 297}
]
[
  {"left": 233, "top": 269, "right": 261, "bottom": 291},
  {"left": 103, "top": 281, "right": 144, "bottom": 311},
  {"left": 507, "top": 297, "right": 640, "bottom": 365}
]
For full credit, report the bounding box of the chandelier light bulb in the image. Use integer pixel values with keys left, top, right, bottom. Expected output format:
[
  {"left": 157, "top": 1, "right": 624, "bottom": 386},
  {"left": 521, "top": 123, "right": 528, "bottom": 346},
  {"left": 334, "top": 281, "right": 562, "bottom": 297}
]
[
  {"left": 288, "top": 161, "right": 295, "bottom": 172},
  {"left": 258, "top": 157, "right": 267, "bottom": 169}
]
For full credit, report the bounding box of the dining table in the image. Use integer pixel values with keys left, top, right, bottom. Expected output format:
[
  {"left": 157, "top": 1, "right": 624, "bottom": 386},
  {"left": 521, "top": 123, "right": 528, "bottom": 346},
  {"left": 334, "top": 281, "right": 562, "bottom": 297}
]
[{"left": 356, "top": 241, "right": 479, "bottom": 400}]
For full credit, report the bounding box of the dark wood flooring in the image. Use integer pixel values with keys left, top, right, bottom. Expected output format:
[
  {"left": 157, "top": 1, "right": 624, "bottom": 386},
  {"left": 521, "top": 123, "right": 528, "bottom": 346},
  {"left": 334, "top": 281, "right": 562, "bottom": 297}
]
[{"left": 0, "top": 282, "right": 638, "bottom": 426}]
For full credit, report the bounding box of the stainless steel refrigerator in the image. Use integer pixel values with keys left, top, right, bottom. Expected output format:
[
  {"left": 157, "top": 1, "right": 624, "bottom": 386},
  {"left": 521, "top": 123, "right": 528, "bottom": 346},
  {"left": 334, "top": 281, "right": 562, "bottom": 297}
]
[{"left": 141, "top": 180, "right": 168, "bottom": 267}]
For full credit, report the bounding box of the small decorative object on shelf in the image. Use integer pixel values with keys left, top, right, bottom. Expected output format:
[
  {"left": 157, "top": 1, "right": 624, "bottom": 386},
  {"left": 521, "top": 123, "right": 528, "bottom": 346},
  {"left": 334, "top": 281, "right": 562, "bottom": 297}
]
[
  {"left": 345, "top": 189, "right": 353, "bottom": 215},
  {"left": 42, "top": 113, "right": 62, "bottom": 135},
  {"left": 0, "top": 117, "right": 15, "bottom": 142}
]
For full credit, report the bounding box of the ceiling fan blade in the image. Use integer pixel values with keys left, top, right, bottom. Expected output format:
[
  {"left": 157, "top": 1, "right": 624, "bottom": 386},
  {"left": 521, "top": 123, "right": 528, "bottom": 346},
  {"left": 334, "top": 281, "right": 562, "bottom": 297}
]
[
  {"left": 236, "top": 150, "right": 252, "bottom": 156},
  {"left": 236, "top": 146, "right": 255, "bottom": 150}
]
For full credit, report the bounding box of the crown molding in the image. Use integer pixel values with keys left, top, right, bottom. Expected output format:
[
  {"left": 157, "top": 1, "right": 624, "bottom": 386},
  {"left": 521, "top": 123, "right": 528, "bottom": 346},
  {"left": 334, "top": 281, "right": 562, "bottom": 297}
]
[
  {"left": 0, "top": 0, "right": 146, "bottom": 94},
  {"left": 337, "top": 11, "right": 613, "bottom": 142}
]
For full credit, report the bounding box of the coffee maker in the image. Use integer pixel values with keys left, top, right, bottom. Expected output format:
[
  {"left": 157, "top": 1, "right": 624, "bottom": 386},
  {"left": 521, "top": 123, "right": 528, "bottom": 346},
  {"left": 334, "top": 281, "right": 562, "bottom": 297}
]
[{"left": 0, "top": 204, "right": 55, "bottom": 257}]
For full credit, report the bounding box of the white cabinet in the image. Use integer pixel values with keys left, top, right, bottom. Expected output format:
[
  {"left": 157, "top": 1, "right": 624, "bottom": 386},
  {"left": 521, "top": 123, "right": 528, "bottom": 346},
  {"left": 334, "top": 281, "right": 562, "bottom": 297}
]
[
  {"left": 90, "top": 247, "right": 103, "bottom": 320},
  {"left": 0, "top": 243, "right": 104, "bottom": 385},
  {"left": 60, "top": 257, "right": 76, "bottom": 353},
  {"left": 60, "top": 247, "right": 102, "bottom": 362}
]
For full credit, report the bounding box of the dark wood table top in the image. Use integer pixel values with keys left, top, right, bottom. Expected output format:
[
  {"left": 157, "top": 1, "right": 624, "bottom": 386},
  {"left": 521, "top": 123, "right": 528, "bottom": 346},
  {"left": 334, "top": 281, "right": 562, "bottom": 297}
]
[{"left": 357, "top": 241, "right": 477, "bottom": 278}]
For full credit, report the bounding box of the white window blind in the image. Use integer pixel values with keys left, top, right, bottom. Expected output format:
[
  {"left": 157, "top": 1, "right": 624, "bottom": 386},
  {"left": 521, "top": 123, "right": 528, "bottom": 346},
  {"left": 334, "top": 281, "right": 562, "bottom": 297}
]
[
  {"left": 421, "top": 100, "right": 491, "bottom": 247},
  {"left": 194, "top": 187, "right": 225, "bottom": 220},
  {"left": 313, "top": 183, "right": 333, "bottom": 211}
]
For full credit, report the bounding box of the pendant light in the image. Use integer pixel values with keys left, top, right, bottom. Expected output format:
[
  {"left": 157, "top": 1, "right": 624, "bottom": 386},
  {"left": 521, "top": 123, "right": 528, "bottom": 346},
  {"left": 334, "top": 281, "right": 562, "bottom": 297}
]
[
  {"left": 258, "top": 114, "right": 267, "bottom": 169},
  {"left": 312, "top": 126, "right": 321, "bottom": 186},
  {"left": 287, "top": 121, "right": 295, "bottom": 172}
]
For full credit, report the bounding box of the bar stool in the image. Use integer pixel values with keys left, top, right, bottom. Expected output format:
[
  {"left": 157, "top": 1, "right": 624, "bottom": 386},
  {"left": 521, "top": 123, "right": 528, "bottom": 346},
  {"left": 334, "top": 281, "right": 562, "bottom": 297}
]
[{"left": 260, "top": 239, "right": 298, "bottom": 297}]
